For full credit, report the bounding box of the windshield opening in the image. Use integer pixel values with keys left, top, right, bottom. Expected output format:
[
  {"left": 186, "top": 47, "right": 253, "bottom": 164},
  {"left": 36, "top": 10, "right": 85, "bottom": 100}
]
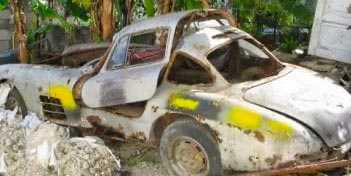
[{"left": 207, "top": 38, "right": 283, "bottom": 83}]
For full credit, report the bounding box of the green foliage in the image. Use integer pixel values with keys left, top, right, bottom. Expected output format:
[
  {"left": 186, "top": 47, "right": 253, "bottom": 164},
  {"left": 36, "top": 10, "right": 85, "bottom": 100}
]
[
  {"left": 233, "top": 0, "right": 316, "bottom": 51},
  {"left": 185, "top": 0, "right": 203, "bottom": 10},
  {"left": 126, "top": 157, "right": 138, "bottom": 167},
  {"left": 126, "top": 153, "right": 160, "bottom": 167},
  {"left": 233, "top": 0, "right": 316, "bottom": 29},
  {"left": 30, "top": 0, "right": 76, "bottom": 43},
  {"left": 0, "top": 0, "right": 10, "bottom": 10},
  {"left": 143, "top": 0, "right": 155, "bottom": 17},
  {"left": 173, "top": 0, "right": 206, "bottom": 11},
  {"left": 31, "top": 0, "right": 73, "bottom": 33},
  {"left": 115, "top": 0, "right": 124, "bottom": 30},
  {"left": 72, "top": 0, "right": 91, "bottom": 8},
  {"left": 278, "top": 37, "right": 299, "bottom": 53},
  {"left": 58, "top": 0, "right": 90, "bottom": 21},
  {"left": 27, "top": 23, "right": 55, "bottom": 44}
]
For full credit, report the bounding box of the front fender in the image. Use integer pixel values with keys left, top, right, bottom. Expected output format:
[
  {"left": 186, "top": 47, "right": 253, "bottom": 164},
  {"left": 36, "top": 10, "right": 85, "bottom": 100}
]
[{"left": 167, "top": 91, "right": 327, "bottom": 171}]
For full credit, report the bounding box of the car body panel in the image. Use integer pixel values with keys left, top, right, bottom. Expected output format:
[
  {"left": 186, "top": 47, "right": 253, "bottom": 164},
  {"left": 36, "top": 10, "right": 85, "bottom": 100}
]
[
  {"left": 244, "top": 65, "right": 351, "bottom": 147},
  {"left": 81, "top": 61, "right": 166, "bottom": 107},
  {"left": 0, "top": 64, "right": 82, "bottom": 124}
]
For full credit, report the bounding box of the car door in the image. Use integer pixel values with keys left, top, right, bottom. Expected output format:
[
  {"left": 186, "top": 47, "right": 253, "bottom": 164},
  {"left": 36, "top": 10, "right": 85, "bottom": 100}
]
[{"left": 81, "top": 28, "right": 170, "bottom": 108}]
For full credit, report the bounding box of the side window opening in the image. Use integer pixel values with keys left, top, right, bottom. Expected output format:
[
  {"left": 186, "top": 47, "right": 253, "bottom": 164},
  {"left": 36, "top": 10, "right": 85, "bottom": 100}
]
[
  {"left": 127, "top": 29, "right": 168, "bottom": 65},
  {"left": 167, "top": 53, "right": 213, "bottom": 85},
  {"left": 107, "top": 28, "right": 169, "bottom": 70},
  {"left": 107, "top": 35, "right": 129, "bottom": 69},
  {"left": 208, "top": 38, "right": 280, "bottom": 82}
]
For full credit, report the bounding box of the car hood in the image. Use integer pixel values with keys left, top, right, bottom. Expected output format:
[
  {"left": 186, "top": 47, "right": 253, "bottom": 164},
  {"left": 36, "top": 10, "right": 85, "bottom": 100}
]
[{"left": 244, "top": 66, "right": 351, "bottom": 147}]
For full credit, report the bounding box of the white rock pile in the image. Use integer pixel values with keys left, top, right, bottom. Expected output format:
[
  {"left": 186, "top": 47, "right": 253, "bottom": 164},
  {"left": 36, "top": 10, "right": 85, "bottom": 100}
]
[
  {"left": 0, "top": 109, "right": 121, "bottom": 176},
  {"left": 55, "top": 137, "right": 121, "bottom": 175}
]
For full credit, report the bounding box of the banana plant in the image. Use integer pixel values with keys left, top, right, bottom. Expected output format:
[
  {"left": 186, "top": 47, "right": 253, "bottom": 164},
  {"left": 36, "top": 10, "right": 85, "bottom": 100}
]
[{"left": 31, "top": 0, "right": 74, "bottom": 35}]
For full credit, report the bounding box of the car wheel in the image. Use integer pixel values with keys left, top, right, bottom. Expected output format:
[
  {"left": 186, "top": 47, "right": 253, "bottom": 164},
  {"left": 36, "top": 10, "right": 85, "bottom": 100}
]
[
  {"left": 160, "top": 119, "right": 221, "bottom": 176},
  {"left": 5, "top": 88, "right": 28, "bottom": 119}
]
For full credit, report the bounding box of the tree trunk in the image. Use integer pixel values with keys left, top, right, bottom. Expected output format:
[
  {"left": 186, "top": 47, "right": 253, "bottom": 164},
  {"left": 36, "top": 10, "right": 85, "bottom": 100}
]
[
  {"left": 91, "top": 0, "right": 115, "bottom": 41},
  {"left": 126, "top": 0, "right": 135, "bottom": 25},
  {"left": 12, "top": 1, "right": 29, "bottom": 63},
  {"left": 101, "top": 0, "right": 115, "bottom": 41},
  {"left": 162, "top": 0, "right": 171, "bottom": 14},
  {"left": 201, "top": 0, "right": 210, "bottom": 9},
  {"left": 91, "top": 0, "right": 102, "bottom": 41}
]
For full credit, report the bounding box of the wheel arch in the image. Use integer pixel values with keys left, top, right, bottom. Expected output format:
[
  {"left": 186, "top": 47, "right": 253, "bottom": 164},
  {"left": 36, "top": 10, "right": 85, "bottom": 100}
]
[
  {"left": 0, "top": 78, "right": 13, "bottom": 85},
  {"left": 0, "top": 78, "right": 15, "bottom": 97},
  {"left": 149, "top": 112, "right": 220, "bottom": 147}
]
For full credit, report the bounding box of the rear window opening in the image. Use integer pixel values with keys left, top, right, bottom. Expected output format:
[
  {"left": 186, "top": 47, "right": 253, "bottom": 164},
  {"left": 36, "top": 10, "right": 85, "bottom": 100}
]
[
  {"left": 167, "top": 53, "right": 213, "bottom": 85},
  {"left": 207, "top": 38, "right": 283, "bottom": 83}
]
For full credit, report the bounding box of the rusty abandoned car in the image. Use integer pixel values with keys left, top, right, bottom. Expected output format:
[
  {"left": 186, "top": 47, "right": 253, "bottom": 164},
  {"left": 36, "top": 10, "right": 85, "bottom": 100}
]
[{"left": 0, "top": 9, "right": 351, "bottom": 175}]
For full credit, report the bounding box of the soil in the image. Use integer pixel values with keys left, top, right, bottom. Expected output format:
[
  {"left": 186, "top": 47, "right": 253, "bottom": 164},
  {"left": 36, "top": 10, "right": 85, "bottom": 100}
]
[{"left": 106, "top": 140, "right": 169, "bottom": 176}]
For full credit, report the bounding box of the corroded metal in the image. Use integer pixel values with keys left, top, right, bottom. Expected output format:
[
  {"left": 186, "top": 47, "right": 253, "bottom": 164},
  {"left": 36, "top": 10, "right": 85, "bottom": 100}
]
[{"left": 233, "top": 159, "right": 351, "bottom": 176}]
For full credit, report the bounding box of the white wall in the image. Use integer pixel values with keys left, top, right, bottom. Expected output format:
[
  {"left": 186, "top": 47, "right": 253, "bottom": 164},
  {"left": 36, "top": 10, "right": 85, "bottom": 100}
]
[{"left": 308, "top": 0, "right": 351, "bottom": 64}]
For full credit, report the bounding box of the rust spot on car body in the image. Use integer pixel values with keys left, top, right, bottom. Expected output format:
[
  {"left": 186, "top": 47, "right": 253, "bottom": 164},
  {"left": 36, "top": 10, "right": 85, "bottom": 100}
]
[
  {"left": 254, "top": 131, "right": 265, "bottom": 143},
  {"left": 151, "top": 105, "right": 159, "bottom": 112},
  {"left": 86, "top": 115, "right": 107, "bottom": 135},
  {"left": 248, "top": 155, "right": 258, "bottom": 166},
  {"left": 193, "top": 43, "right": 208, "bottom": 51},
  {"left": 265, "top": 154, "right": 282, "bottom": 166},
  {"left": 277, "top": 160, "right": 299, "bottom": 168},
  {"left": 194, "top": 115, "right": 205, "bottom": 122},
  {"left": 127, "top": 131, "right": 147, "bottom": 142}
]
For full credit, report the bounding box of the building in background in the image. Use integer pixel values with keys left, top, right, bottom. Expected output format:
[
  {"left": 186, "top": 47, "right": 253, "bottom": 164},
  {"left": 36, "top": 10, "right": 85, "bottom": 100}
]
[{"left": 308, "top": 0, "right": 351, "bottom": 64}]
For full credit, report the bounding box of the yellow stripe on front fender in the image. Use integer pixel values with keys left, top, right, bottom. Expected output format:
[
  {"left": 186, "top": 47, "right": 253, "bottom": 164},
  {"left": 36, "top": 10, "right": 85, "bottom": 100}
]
[
  {"left": 169, "top": 97, "right": 199, "bottom": 110},
  {"left": 49, "top": 86, "right": 77, "bottom": 110},
  {"left": 226, "top": 106, "right": 294, "bottom": 139},
  {"left": 227, "top": 107, "right": 262, "bottom": 131}
]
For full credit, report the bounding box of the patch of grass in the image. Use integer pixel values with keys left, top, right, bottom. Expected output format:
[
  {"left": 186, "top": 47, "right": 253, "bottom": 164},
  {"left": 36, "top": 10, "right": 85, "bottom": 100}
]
[
  {"left": 126, "top": 157, "right": 138, "bottom": 167},
  {"left": 125, "top": 151, "right": 160, "bottom": 167},
  {"left": 139, "top": 153, "right": 160, "bottom": 164}
]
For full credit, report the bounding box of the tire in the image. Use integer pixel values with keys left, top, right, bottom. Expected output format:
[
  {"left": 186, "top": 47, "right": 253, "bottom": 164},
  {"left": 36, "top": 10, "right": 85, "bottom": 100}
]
[
  {"left": 5, "top": 88, "right": 28, "bottom": 119},
  {"left": 160, "top": 119, "right": 222, "bottom": 176}
]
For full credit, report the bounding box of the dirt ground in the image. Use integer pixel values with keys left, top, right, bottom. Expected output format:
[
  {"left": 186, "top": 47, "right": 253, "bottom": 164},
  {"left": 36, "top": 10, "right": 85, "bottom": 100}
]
[{"left": 106, "top": 140, "right": 170, "bottom": 176}]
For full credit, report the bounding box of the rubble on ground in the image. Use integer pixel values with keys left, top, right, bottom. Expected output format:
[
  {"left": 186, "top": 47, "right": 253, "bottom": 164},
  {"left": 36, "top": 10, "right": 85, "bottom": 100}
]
[
  {"left": 0, "top": 109, "right": 121, "bottom": 176},
  {"left": 55, "top": 137, "right": 121, "bottom": 176},
  {"left": 299, "top": 59, "right": 337, "bottom": 72},
  {"left": 271, "top": 50, "right": 298, "bottom": 64}
]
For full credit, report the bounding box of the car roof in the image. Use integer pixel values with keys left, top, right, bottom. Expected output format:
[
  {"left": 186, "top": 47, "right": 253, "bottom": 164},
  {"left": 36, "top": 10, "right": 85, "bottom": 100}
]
[
  {"left": 113, "top": 9, "right": 235, "bottom": 39},
  {"left": 176, "top": 27, "right": 250, "bottom": 60}
]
